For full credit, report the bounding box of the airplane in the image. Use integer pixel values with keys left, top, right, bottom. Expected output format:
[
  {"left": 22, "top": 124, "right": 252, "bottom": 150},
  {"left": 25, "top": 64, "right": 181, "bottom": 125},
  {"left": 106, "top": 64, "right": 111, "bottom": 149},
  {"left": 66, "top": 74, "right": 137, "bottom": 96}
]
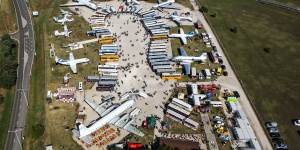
[
  {"left": 54, "top": 25, "right": 72, "bottom": 38},
  {"left": 55, "top": 53, "right": 89, "bottom": 73},
  {"left": 168, "top": 28, "right": 198, "bottom": 45},
  {"left": 53, "top": 14, "right": 74, "bottom": 25},
  {"left": 60, "top": 0, "right": 100, "bottom": 11},
  {"left": 151, "top": 0, "right": 180, "bottom": 10},
  {"left": 72, "top": 99, "right": 144, "bottom": 144},
  {"left": 172, "top": 47, "right": 207, "bottom": 74},
  {"left": 60, "top": 9, "right": 72, "bottom": 15},
  {"left": 125, "top": 0, "right": 140, "bottom": 5},
  {"left": 167, "top": 11, "right": 192, "bottom": 26}
]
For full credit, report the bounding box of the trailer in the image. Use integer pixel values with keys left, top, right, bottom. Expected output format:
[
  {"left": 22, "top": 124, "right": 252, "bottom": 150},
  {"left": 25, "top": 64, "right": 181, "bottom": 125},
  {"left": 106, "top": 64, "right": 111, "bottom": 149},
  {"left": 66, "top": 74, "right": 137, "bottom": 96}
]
[
  {"left": 148, "top": 58, "right": 169, "bottom": 63},
  {"left": 148, "top": 51, "right": 168, "bottom": 56},
  {"left": 142, "top": 13, "right": 156, "bottom": 18},
  {"left": 150, "top": 61, "right": 170, "bottom": 66},
  {"left": 200, "top": 84, "right": 216, "bottom": 91}
]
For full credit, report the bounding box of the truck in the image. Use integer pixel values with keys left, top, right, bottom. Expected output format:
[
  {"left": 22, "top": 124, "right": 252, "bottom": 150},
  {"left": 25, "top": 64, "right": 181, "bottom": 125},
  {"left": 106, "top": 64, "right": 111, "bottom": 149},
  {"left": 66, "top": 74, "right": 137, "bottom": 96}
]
[{"left": 216, "top": 67, "right": 222, "bottom": 76}]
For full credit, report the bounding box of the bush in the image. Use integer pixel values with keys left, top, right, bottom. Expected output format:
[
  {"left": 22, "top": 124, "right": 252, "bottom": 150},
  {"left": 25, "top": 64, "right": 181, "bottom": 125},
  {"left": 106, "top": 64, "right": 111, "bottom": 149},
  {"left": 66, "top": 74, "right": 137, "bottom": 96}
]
[
  {"left": 200, "top": 6, "right": 209, "bottom": 13},
  {"left": 264, "top": 47, "right": 271, "bottom": 53},
  {"left": 0, "top": 94, "right": 4, "bottom": 104},
  {"left": 230, "top": 27, "right": 238, "bottom": 33},
  {"left": 32, "top": 124, "right": 45, "bottom": 139},
  {"left": 211, "top": 12, "right": 218, "bottom": 17}
]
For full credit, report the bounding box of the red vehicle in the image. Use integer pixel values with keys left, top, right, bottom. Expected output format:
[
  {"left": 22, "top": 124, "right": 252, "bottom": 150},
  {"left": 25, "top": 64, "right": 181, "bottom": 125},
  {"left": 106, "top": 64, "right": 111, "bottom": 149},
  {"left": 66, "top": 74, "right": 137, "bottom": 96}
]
[
  {"left": 200, "top": 84, "right": 216, "bottom": 91},
  {"left": 196, "top": 20, "right": 203, "bottom": 29},
  {"left": 127, "top": 143, "right": 142, "bottom": 149}
]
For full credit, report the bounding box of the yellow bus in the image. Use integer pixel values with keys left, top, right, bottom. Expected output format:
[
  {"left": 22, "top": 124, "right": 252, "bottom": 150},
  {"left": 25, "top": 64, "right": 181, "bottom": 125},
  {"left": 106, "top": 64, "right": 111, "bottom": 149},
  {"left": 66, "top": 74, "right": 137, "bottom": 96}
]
[
  {"left": 151, "top": 35, "right": 168, "bottom": 39},
  {"left": 100, "top": 55, "right": 119, "bottom": 62},
  {"left": 216, "top": 67, "right": 222, "bottom": 76},
  {"left": 99, "top": 39, "right": 113, "bottom": 44},
  {"left": 161, "top": 72, "right": 182, "bottom": 80},
  {"left": 90, "top": 23, "right": 105, "bottom": 28}
]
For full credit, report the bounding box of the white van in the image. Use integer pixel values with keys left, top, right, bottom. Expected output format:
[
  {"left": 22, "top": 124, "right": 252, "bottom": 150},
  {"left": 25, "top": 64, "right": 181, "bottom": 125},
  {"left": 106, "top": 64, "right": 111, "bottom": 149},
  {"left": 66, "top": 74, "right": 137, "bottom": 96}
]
[
  {"left": 204, "top": 69, "right": 211, "bottom": 79},
  {"left": 210, "top": 101, "right": 222, "bottom": 107},
  {"left": 78, "top": 82, "right": 83, "bottom": 92}
]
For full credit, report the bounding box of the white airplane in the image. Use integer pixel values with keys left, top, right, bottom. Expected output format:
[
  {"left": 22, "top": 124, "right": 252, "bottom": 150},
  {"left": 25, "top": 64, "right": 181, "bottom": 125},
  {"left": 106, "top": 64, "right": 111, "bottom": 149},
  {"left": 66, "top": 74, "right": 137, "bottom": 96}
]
[
  {"left": 172, "top": 47, "right": 207, "bottom": 74},
  {"left": 167, "top": 11, "right": 192, "bottom": 26},
  {"left": 54, "top": 25, "right": 72, "bottom": 38},
  {"left": 60, "top": 9, "right": 72, "bottom": 15},
  {"left": 55, "top": 53, "right": 89, "bottom": 73},
  {"left": 72, "top": 99, "right": 144, "bottom": 144},
  {"left": 152, "top": 0, "right": 180, "bottom": 10},
  {"left": 60, "top": 0, "right": 100, "bottom": 11},
  {"left": 53, "top": 14, "right": 74, "bottom": 25},
  {"left": 168, "top": 28, "right": 198, "bottom": 45},
  {"left": 125, "top": 0, "right": 140, "bottom": 5}
]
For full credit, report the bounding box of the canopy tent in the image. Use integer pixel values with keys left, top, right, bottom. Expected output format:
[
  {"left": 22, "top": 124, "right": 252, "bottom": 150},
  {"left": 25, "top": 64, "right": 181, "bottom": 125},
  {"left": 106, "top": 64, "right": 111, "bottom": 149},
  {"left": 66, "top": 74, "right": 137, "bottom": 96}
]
[{"left": 226, "top": 97, "right": 237, "bottom": 102}]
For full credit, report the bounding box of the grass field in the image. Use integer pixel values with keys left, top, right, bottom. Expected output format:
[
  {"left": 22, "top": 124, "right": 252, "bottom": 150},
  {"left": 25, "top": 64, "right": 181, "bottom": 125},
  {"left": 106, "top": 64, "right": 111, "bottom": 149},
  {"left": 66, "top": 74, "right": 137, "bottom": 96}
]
[
  {"left": 126, "top": 127, "right": 154, "bottom": 148},
  {"left": 0, "top": 88, "right": 15, "bottom": 149},
  {"left": 169, "top": 25, "right": 220, "bottom": 81},
  {"left": 0, "top": 0, "right": 17, "bottom": 34},
  {"left": 198, "top": 0, "right": 300, "bottom": 149}
]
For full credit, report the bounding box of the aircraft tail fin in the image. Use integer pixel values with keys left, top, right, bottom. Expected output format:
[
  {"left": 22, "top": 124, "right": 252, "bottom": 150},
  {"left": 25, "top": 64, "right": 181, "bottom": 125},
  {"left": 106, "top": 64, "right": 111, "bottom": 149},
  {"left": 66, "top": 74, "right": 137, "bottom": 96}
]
[
  {"left": 78, "top": 124, "right": 87, "bottom": 137},
  {"left": 55, "top": 56, "right": 59, "bottom": 63},
  {"left": 53, "top": 17, "right": 58, "bottom": 22},
  {"left": 199, "top": 52, "right": 207, "bottom": 59}
]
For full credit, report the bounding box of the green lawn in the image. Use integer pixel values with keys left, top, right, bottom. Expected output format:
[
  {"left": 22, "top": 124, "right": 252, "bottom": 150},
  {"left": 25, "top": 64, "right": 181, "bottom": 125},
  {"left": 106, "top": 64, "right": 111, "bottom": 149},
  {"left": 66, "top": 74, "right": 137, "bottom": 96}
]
[
  {"left": 198, "top": 0, "right": 300, "bottom": 149},
  {"left": 0, "top": 0, "right": 17, "bottom": 34},
  {"left": 0, "top": 88, "right": 15, "bottom": 149},
  {"left": 170, "top": 25, "right": 220, "bottom": 81},
  {"left": 125, "top": 127, "right": 154, "bottom": 148}
]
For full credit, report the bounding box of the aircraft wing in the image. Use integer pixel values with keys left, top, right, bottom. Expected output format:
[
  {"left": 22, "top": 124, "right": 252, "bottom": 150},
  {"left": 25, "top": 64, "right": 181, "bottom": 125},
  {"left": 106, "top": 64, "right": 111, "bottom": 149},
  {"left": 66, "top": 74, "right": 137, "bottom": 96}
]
[
  {"left": 60, "top": 3, "right": 86, "bottom": 7},
  {"left": 116, "top": 116, "right": 145, "bottom": 137},
  {"left": 181, "top": 36, "right": 187, "bottom": 44},
  {"left": 160, "top": 5, "right": 181, "bottom": 10},
  {"left": 179, "top": 28, "right": 184, "bottom": 34},
  {"left": 124, "top": 124, "right": 145, "bottom": 137},
  {"left": 69, "top": 53, "right": 75, "bottom": 61},
  {"left": 173, "top": 18, "right": 181, "bottom": 26},
  {"left": 182, "top": 63, "right": 191, "bottom": 74},
  {"left": 84, "top": 99, "right": 107, "bottom": 115},
  {"left": 179, "top": 47, "right": 187, "bottom": 56},
  {"left": 72, "top": 129, "right": 92, "bottom": 144},
  {"left": 70, "top": 62, "right": 77, "bottom": 73}
]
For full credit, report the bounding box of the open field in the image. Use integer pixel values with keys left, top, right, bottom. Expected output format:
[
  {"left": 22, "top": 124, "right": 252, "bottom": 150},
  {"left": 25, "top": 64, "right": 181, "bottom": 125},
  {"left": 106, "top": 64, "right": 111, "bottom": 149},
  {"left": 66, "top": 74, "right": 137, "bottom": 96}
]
[
  {"left": 0, "top": 88, "right": 15, "bottom": 149},
  {"left": 198, "top": 0, "right": 300, "bottom": 149},
  {"left": 0, "top": 0, "right": 17, "bottom": 34},
  {"left": 126, "top": 127, "right": 154, "bottom": 147},
  {"left": 169, "top": 25, "right": 220, "bottom": 82}
]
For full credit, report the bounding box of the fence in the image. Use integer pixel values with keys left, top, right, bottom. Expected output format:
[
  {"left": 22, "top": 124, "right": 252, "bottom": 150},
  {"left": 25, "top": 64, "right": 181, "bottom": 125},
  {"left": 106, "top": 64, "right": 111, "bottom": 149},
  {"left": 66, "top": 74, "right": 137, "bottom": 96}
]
[{"left": 257, "top": 0, "right": 300, "bottom": 12}]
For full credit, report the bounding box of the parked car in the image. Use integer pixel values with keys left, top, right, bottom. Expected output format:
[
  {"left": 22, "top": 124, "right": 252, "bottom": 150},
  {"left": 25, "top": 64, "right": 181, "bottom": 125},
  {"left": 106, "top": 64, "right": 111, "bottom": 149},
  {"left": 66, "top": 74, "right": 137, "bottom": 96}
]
[
  {"left": 223, "top": 71, "right": 228, "bottom": 76},
  {"left": 274, "top": 143, "right": 287, "bottom": 149},
  {"left": 293, "top": 119, "right": 300, "bottom": 126},
  {"left": 266, "top": 122, "right": 278, "bottom": 128},
  {"left": 268, "top": 128, "right": 279, "bottom": 133},
  {"left": 270, "top": 133, "right": 281, "bottom": 137},
  {"left": 272, "top": 138, "right": 283, "bottom": 143},
  {"left": 233, "top": 91, "right": 240, "bottom": 98},
  {"left": 212, "top": 46, "right": 218, "bottom": 52},
  {"left": 218, "top": 58, "right": 223, "bottom": 64}
]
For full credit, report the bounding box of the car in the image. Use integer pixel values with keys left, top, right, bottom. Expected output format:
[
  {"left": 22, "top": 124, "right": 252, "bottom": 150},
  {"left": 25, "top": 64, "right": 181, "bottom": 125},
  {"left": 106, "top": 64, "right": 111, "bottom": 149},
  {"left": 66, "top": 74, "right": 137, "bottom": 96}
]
[
  {"left": 218, "top": 58, "right": 223, "bottom": 64},
  {"left": 223, "top": 71, "right": 228, "bottom": 76},
  {"left": 266, "top": 122, "right": 278, "bottom": 128},
  {"left": 272, "top": 138, "right": 283, "bottom": 143},
  {"left": 274, "top": 143, "right": 287, "bottom": 149},
  {"left": 270, "top": 133, "right": 281, "bottom": 137},
  {"left": 293, "top": 119, "right": 300, "bottom": 126},
  {"left": 212, "top": 46, "right": 217, "bottom": 52},
  {"left": 233, "top": 91, "right": 240, "bottom": 98},
  {"left": 268, "top": 128, "right": 279, "bottom": 133}
]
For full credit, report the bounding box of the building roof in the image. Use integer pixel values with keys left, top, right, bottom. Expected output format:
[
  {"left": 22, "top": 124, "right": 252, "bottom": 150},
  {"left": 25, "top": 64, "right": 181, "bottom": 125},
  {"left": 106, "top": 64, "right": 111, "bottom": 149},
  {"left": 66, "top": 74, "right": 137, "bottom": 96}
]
[{"left": 159, "top": 138, "right": 199, "bottom": 150}]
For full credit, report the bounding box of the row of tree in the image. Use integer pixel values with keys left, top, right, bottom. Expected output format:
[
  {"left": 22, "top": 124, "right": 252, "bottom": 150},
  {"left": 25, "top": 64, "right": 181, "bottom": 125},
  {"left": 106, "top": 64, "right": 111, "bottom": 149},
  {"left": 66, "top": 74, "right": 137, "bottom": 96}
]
[{"left": 0, "top": 34, "right": 18, "bottom": 89}]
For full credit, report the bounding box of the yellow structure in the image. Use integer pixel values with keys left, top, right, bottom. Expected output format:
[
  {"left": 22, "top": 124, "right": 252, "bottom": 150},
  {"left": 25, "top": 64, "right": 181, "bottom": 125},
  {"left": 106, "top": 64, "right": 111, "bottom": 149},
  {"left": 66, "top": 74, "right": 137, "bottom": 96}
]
[
  {"left": 216, "top": 67, "right": 222, "bottom": 76},
  {"left": 90, "top": 23, "right": 105, "bottom": 28},
  {"left": 99, "top": 39, "right": 113, "bottom": 44},
  {"left": 151, "top": 35, "right": 168, "bottom": 39},
  {"left": 161, "top": 72, "right": 182, "bottom": 80},
  {"left": 100, "top": 55, "right": 119, "bottom": 62}
]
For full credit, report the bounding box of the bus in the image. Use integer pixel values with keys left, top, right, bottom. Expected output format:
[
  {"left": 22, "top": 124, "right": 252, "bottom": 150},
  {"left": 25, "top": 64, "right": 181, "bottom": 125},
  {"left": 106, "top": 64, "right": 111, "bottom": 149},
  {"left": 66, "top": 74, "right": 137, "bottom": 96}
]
[
  {"left": 98, "top": 65, "right": 118, "bottom": 70},
  {"left": 161, "top": 72, "right": 182, "bottom": 80},
  {"left": 99, "top": 39, "right": 113, "bottom": 44},
  {"left": 148, "top": 49, "right": 167, "bottom": 53},
  {"left": 100, "top": 55, "right": 119, "bottom": 62},
  {"left": 149, "top": 46, "right": 167, "bottom": 50},
  {"left": 152, "top": 65, "right": 172, "bottom": 71},
  {"left": 150, "top": 61, "right": 171, "bottom": 67},
  {"left": 98, "top": 69, "right": 118, "bottom": 73},
  {"left": 100, "top": 76, "right": 118, "bottom": 81},
  {"left": 156, "top": 68, "right": 176, "bottom": 75},
  {"left": 172, "top": 98, "right": 193, "bottom": 111},
  {"left": 149, "top": 43, "right": 167, "bottom": 47},
  {"left": 148, "top": 58, "right": 168, "bottom": 63},
  {"left": 148, "top": 55, "right": 167, "bottom": 60},
  {"left": 148, "top": 51, "right": 168, "bottom": 56}
]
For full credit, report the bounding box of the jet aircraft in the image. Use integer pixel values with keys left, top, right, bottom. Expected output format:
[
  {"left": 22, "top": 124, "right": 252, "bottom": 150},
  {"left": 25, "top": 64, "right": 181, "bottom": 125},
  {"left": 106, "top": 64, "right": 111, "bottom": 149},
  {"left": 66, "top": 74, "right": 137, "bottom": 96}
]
[
  {"left": 168, "top": 28, "right": 198, "bottom": 44},
  {"left": 151, "top": 0, "right": 180, "bottom": 10},
  {"left": 167, "top": 11, "right": 192, "bottom": 26},
  {"left": 54, "top": 25, "right": 72, "bottom": 38},
  {"left": 53, "top": 14, "right": 74, "bottom": 25},
  {"left": 172, "top": 47, "right": 207, "bottom": 74},
  {"left": 60, "top": 0, "right": 100, "bottom": 10},
  {"left": 60, "top": 9, "right": 72, "bottom": 15},
  {"left": 55, "top": 53, "right": 89, "bottom": 73}
]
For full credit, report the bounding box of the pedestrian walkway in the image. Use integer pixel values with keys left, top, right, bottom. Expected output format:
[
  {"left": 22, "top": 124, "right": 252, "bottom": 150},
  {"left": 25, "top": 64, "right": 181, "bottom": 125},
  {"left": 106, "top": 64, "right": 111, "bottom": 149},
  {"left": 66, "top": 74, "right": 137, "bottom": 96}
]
[{"left": 200, "top": 113, "right": 219, "bottom": 150}]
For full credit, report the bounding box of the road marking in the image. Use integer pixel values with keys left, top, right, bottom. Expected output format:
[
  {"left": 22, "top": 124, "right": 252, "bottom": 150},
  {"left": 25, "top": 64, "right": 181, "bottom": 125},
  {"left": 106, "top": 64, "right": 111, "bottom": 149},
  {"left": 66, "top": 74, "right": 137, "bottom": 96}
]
[
  {"left": 17, "top": 121, "right": 18, "bottom": 125},
  {"left": 14, "top": 139, "right": 15, "bottom": 143},
  {"left": 19, "top": 105, "right": 21, "bottom": 109},
  {"left": 18, "top": 113, "right": 20, "bottom": 116}
]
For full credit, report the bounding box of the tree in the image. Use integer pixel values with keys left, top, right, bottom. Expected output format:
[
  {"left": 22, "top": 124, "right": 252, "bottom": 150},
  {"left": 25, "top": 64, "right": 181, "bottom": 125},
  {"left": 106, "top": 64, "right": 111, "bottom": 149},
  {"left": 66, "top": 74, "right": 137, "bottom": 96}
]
[
  {"left": 199, "top": 6, "right": 209, "bottom": 13},
  {"left": 211, "top": 12, "right": 218, "bottom": 17},
  {"left": 32, "top": 124, "right": 45, "bottom": 139},
  {"left": 230, "top": 27, "right": 238, "bottom": 33},
  {"left": 264, "top": 47, "right": 271, "bottom": 53}
]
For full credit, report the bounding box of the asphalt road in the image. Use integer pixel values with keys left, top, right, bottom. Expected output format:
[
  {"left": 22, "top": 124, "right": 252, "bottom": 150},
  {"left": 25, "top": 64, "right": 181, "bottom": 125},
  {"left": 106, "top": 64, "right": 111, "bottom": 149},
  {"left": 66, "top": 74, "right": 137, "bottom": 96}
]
[{"left": 5, "top": 0, "right": 35, "bottom": 149}]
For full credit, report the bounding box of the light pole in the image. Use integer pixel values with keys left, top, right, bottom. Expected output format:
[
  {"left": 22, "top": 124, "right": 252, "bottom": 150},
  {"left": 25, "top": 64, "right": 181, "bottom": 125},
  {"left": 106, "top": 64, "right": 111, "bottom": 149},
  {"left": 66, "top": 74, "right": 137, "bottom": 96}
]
[
  {"left": 8, "top": 129, "right": 23, "bottom": 150},
  {"left": 17, "top": 89, "right": 29, "bottom": 108}
]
